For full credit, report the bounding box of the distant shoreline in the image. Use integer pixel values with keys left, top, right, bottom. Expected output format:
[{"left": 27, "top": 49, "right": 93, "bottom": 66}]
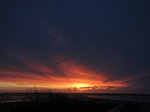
[
  {"left": 0, "top": 92, "right": 150, "bottom": 104},
  {"left": 0, "top": 92, "right": 150, "bottom": 96}
]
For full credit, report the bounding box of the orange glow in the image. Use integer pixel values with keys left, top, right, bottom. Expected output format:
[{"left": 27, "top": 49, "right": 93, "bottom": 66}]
[{"left": 0, "top": 55, "right": 130, "bottom": 92}]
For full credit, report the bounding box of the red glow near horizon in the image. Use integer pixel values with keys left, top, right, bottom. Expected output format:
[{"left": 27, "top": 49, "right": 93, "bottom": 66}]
[{"left": 0, "top": 56, "right": 129, "bottom": 92}]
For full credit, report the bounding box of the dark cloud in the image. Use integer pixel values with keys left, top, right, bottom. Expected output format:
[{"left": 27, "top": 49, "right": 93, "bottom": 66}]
[{"left": 0, "top": 0, "right": 150, "bottom": 93}]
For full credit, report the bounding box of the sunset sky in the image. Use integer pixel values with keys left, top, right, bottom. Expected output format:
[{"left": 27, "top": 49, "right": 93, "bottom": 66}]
[{"left": 0, "top": 0, "right": 150, "bottom": 93}]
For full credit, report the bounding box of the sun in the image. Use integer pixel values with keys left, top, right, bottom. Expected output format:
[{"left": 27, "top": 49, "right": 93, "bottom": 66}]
[{"left": 73, "top": 83, "right": 90, "bottom": 88}]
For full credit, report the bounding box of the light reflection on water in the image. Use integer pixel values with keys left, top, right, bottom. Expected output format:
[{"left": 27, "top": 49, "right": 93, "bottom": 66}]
[
  {"left": 0, "top": 94, "right": 31, "bottom": 103},
  {"left": 1, "top": 93, "right": 150, "bottom": 103},
  {"left": 85, "top": 94, "right": 150, "bottom": 103}
]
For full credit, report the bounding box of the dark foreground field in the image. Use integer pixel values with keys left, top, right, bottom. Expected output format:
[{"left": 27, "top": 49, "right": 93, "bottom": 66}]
[{"left": 0, "top": 93, "right": 150, "bottom": 112}]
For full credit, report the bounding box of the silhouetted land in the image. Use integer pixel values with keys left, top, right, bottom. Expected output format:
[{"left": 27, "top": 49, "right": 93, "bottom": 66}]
[{"left": 0, "top": 93, "right": 150, "bottom": 112}]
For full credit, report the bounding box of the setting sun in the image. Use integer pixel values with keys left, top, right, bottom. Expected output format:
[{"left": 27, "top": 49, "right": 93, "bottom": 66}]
[{"left": 73, "top": 84, "right": 90, "bottom": 88}]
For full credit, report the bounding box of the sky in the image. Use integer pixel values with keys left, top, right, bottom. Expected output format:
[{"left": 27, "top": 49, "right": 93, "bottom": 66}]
[{"left": 0, "top": 0, "right": 150, "bottom": 93}]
